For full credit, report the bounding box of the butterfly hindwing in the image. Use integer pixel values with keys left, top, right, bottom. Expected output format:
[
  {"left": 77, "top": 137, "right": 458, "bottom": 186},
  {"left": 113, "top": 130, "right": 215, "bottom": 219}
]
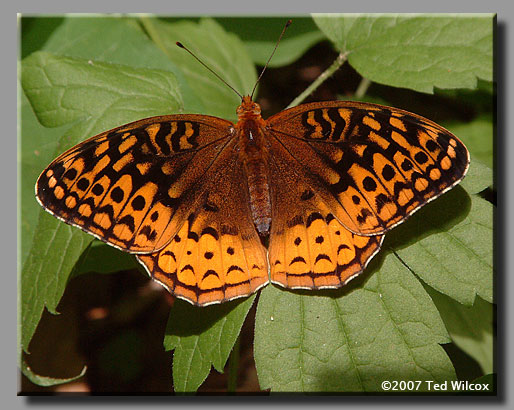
[
  {"left": 268, "top": 101, "right": 469, "bottom": 236},
  {"left": 137, "top": 138, "right": 269, "bottom": 306},
  {"left": 268, "top": 137, "right": 384, "bottom": 290},
  {"left": 36, "top": 115, "right": 234, "bottom": 253}
]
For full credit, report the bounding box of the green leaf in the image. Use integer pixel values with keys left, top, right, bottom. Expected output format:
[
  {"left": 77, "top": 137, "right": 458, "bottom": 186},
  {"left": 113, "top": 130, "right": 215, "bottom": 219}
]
[
  {"left": 72, "top": 241, "right": 138, "bottom": 277},
  {"left": 389, "top": 189, "right": 493, "bottom": 305},
  {"left": 36, "top": 16, "right": 202, "bottom": 113},
  {"left": 20, "top": 357, "right": 87, "bottom": 387},
  {"left": 164, "top": 296, "right": 256, "bottom": 393},
  {"left": 215, "top": 17, "right": 325, "bottom": 67},
  {"left": 445, "top": 114, "right": 493, "bottom": 169},
  {"left": 254, "top": 255, "right": 455, "bottom": 392},
  {"left": 22, "top": 51, "right": 183, "bottom": 128},
  {"left": 313, "top": 14, "right": 493, "bottom": 93},
  {"left": 41, "top": 17, "right": 166, "bottom": 69},
  {"left": 459, "top": 157, "right": 493, "bottom": 194},
  {"left": 425, "top": 288, "right": 493, "bottom": 374},
  {"left": 471, "top": 373, "right": 495, "bottom": 392},
  {"left": 142, "top": 17, "right": 257, "bottom": 121},
  {"left": 21, "top": 17, "right": 65, "bottom": 59},
  {"left": 20, "top": 213, "right": 93, "bottom": 352},
  {"left": 20, "top": 89, "right": 68, "bottom": 266}
]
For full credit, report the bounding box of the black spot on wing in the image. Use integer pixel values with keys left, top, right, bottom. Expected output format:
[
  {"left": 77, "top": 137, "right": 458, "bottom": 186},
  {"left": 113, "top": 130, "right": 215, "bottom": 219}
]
[{"left": 290, "top": 256, "right": 306, "bottom": 265}]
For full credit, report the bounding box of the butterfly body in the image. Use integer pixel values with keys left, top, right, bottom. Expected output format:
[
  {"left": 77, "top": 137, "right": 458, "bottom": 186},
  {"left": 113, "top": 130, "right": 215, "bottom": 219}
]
[
  {"left": 36, "top": 96, "right": 469, "bottom": 306},
  {"left": 236, "top": 96, "right": 272, "bottom": 236}
]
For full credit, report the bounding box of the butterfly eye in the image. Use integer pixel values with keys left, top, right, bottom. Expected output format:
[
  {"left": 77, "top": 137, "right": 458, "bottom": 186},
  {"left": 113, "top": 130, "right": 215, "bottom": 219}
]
[{"left": 252, "top": 103, "right": 261, "bottom": 115}]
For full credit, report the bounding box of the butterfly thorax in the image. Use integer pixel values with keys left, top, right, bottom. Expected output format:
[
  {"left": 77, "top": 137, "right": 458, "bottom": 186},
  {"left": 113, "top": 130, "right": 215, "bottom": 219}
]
[{"left": 235, "top": 96, "right": 272, "bottom": 237}]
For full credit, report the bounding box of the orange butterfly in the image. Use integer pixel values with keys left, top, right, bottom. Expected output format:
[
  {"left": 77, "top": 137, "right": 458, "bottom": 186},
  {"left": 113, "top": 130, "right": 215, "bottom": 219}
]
[{"left": 36, "top": 26, "right": 469, "bottom": 307}]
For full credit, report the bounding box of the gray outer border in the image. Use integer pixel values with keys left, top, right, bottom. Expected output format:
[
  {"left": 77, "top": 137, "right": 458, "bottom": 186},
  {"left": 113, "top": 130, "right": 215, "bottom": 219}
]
[{"left": 9, "top": 0, "right": 509, "bottom": 407}]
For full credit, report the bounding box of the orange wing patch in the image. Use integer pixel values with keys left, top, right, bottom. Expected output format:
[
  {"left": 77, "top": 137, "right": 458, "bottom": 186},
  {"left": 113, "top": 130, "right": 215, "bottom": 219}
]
[
  {"left": 138, "top": 209, "right": 268, "bottom": 306},
  {"left": 268, "top": 136, "right": 383, "bottom": 290},
  {"left": 269, "top": 208, "right": 383, "bottom": 290}
]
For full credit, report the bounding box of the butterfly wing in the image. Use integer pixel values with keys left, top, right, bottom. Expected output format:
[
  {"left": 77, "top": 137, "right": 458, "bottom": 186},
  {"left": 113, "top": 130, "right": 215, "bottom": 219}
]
[
  {"left": 36, "top": 115, "right": 236, "bottom": 253},
  {"left": 137, "top": 138, "right": 269, "bottom": 306},
  {"left": 268, "top": 101, "right": 469, "bottom": 236},
  {"left": 267, "top": 136, "right": 384, "bottom": 290}
]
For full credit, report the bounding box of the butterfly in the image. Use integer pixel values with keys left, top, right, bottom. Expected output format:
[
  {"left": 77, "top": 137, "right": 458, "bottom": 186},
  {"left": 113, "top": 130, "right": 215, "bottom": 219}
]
[
  {"left": 36, "top": 93, "right": 469, "bottom": 306},
  {"left": 35, "top": 33, "right": 470, "bottom": 307}
]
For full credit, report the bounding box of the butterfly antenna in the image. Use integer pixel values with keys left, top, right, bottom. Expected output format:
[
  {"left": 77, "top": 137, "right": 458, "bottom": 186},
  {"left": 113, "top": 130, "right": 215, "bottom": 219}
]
[
  {"left": 250, "top": 19, "right": 292, "bottom": 100},
  {"left": 176, "top": 42, "right": 243, "bottom": 99}
]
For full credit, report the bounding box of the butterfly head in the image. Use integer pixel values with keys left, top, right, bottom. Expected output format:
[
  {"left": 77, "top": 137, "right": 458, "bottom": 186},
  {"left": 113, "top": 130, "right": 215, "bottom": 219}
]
[{"left": 237, "top": 96, "right": 262, "bottom": 120}]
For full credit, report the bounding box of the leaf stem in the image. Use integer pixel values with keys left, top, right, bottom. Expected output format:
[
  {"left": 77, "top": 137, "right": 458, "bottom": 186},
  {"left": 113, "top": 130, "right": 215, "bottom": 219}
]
[
  {"left": 227, "top": 335, "right": 240, "bottom": 393},
  {"left": 287, "top": 51, "right": 348, "bottom": 109}
]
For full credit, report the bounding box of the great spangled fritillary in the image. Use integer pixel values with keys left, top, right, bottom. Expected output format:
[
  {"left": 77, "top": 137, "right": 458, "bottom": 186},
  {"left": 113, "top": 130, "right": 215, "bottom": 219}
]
[
  {"left": 36, "top": 37, "right": 469, "bottom": 307},
  {"left": 36, "top": 94, "right": 469, "bottom": 306}
]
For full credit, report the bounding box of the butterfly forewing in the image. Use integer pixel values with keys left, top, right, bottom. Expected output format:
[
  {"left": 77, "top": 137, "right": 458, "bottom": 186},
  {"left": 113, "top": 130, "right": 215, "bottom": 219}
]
[
  {"left": 36, "top": 115, "right": 234, "bottom": 253},
  {"left": 137, "top": 138, "right": 269, "bottom": 306},
  {"left": 268, "top": 101, "right": 470, "bottom": 236}
]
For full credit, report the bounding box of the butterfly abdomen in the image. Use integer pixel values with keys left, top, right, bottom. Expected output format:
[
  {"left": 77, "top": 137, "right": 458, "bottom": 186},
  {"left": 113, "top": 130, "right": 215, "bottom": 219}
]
[
  {"left": 245, "top": 157, "right": 272, "bottom": 236},
  {"left": 237, "top": 114, "right": 272, "bottom": 237}
]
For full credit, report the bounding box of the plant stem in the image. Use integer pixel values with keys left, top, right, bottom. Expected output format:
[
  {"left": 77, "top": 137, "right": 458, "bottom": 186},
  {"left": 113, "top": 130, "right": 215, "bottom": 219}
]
[
  {"left": 287, "top": 51, "right": 348, "bottom": 109},
  {"left": 227, "top": 335, "right": 240, "bottom": 393},
  {"left": 355, "top": 77, "right": 372, "bottom": 99}
]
